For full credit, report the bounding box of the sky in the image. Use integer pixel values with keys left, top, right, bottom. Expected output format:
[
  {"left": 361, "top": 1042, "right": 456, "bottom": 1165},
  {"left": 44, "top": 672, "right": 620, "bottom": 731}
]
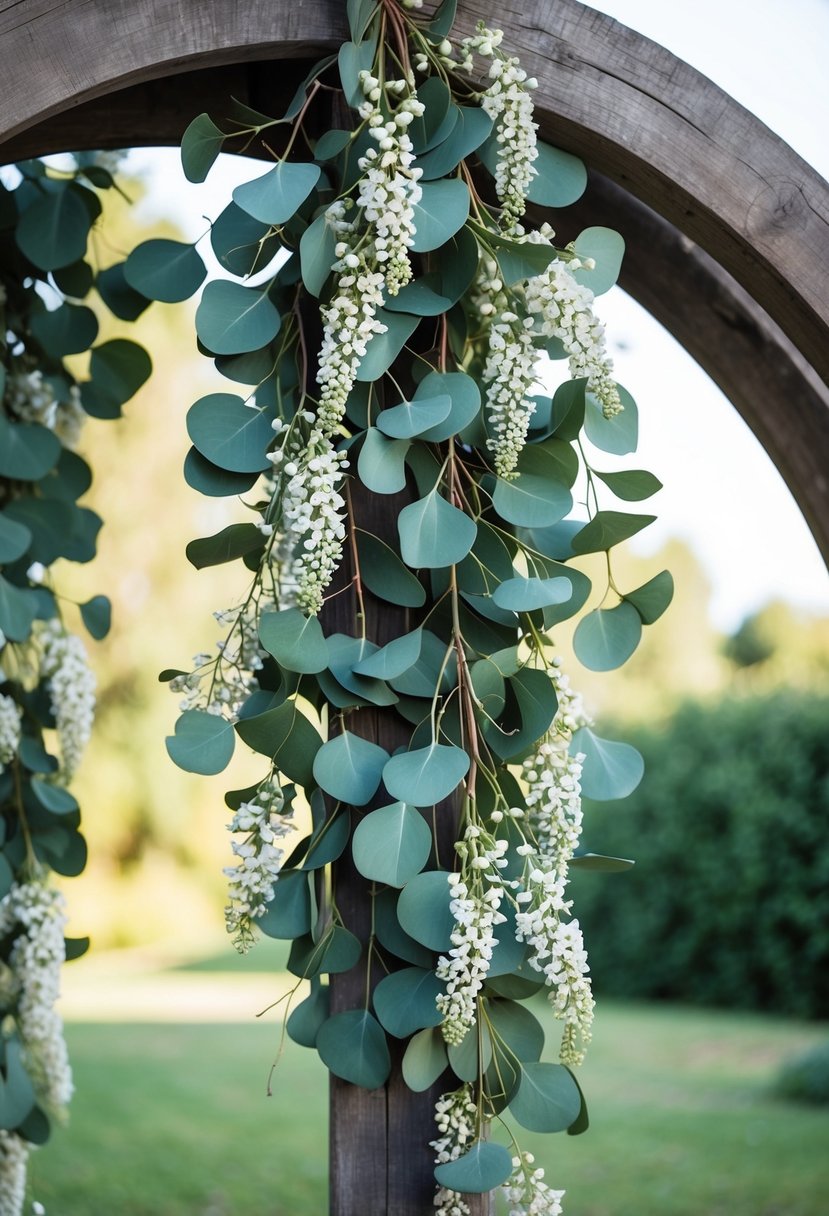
[{"left": 124, "top": 0, "right": 829, "bottom": 631}]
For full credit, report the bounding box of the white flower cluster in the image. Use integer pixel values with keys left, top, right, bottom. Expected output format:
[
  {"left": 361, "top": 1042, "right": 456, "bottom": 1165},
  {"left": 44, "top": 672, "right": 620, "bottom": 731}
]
[
  {"left": 0, "top": 878, "right": 73, "bottom": 1115},
  {"left": 278, "top": 433, "right": 348, "bottom": 617},
  {"left": 356, "top": 72, "right": 424, "bottom": 296},
  {"left": 0, "top": 1131, "right": 28, "bottom": 1216},
  {"left": 0, "top": 694, "right": 21, "bottom": 773},
  {"left": 475, "top": 259, "right": 539, "bottom": 478},
  {"left": 522, "top": 662, "right": 590, "bottom": 874},
  {"left": 515, "top": 865, "right": 594, "bottom": 1066},
  {"left": 431, "top": 1084, "right": 477, "bottom": 1216},
  {"left": 465, "top": 25, "right": 538, "bottom": 230},
  {"left": 224, "top": 775, "right": 294, "bottom": 953},
  {"left": 6, "top": 371, "right": 85, "bottom": 448},
  {"left": 525, "top": 252, "right": 622, "bottom": 419},
  {"left": 436, "top": 825, "right": 507, "bottom": 1044},
  {"left": 502, "top": 1152, "right": 565, "bottom": 1216},
  {"left": 170, "top": 592, "right": 270, "bottom": 724},
  {"left": 38, "top": 623, "right": 95, "bottom": 781},
  {"left": 316, "top": 231, "right": 387, "bottom": 437}
]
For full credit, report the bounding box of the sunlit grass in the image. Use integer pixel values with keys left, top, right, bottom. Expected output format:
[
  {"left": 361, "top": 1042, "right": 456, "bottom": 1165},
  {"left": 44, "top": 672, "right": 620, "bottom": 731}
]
[{"left": 32, "top": 991, "right": 829, "bottom": 1216}]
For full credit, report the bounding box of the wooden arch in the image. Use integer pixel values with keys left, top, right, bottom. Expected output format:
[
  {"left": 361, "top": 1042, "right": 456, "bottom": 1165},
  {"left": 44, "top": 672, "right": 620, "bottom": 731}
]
[
  {"left": 2, "top": 3, "right": 828, "bottom": 1213},
  {"left": 2, "top": 0, "right": 828, "bottom": 560}
]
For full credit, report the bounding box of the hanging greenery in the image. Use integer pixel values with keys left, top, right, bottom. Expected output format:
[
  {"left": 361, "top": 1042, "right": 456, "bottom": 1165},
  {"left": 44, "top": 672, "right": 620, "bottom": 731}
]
[
  {"left": 0, "top": 151, "right": 152, "bottom": 1207},
  {"left": 158, "top": 2, "right": 672, "bottom": 1212}
]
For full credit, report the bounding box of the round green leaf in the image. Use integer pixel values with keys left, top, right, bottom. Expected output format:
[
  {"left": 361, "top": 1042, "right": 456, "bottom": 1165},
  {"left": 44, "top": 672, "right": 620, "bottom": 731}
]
[
  {"left": 624, "top": 569, "right": 674, "bottom": 625},
  {"left": 571, "top": 226, "right": 625, "bottom": 296},
  {"left": 185, "top": 523, "right": 264, "bottom": 571},
  {"left": 355, "top": 310, "right": 419, "bottom": 381},
  {"left": 165, "top": 709, "right": 235, "bottom": 775},
  {"left": 571, "top": 726, "right": 644, "bottom": 801},
  {"left": 410, "top": 179, "right": 470, "bottom": 253},
  {"left": 447, "top": 1022, "right": 492, "bottom": 1082},
  {"left": 233, "top": 162, "right": 321, "bottom": 225},
  {"left": 352, "top": 802, "right": 432, "bottom": 887},
  {"left": 434, "top": 1141, "right": 512, "bottom": 1194},
  {"left": 96, "top": 262, "right": 151, "bottom": 321},
  {"left": 312, "top": 732, "right": 389, "bottom": 806},
  {"left": 30, "top": 303, "right": 98, "bottom": 357},
  {"left": 196, "top": 280, "right": 282, "bottom": 356},
  {"left": 374, "top": 888, "right": 434, "bottom": 968},
  {"left": 526, "top": 141, "right": 587, "bottom": 206},
  {"left": 0, "top": 416, "right": 61, "bottom": 482},
  {"left": 357, "top": 428, "right": 410, "bottom": 495},
  {"left": 571, "top": 510, "right": 655, "bottom": 556},
  {"left": 510, "top": 1062, "right": 581, "bottom": 1133},
  {"left": 338, "top": 39, "right": 377, "bottom": 106},
  {"left": 493, "top": 447, "right": 573, "bottom": 528},
  {"left": 258, "top": 869, "right": 312, "bottom": 939},
  {"left": 0, "top": 576, "right": 38, "bottom": 642},
  {"left": 487, "top": 901, "right": 528, "bottom": 978},
  {"left": 383, "top": 744, "right": 469, "bottom": 807},
  {"left": 183, "top": 448, "right": 259, "bottom": 498},
  {"left": 356, "top": 532, "right": 426, "bottom": 608},
  {"left": 316, "top": 1010, "right": 391, "bottom": 1090},
  {"left": 288, "top": 925, "right": 362, "bottom": 978},
  {"left": 492, "top": 576, "right": 571, "bottom": 612},
  {"left": 300, "top": 211, "right": 338, "bottom": 298},
  {"left": 16, "top": 186, "right": 91, "bottom": 270},
  {"left": 414, "top": 371, "right": 481, "bottom": 441},
  {"left": 376, "top": 395, "right": 451, "bottom": 440},
  {"left": 486, "top": 998, "right": 546, "bottom": 1104},
  {"left": 402, "top": 1028, "right": 448, "bottom": 1092},
  {"left": 573, "top": 602, "right": 642, "bottom": 671},
  {"left": 79, "top": 594, "right": 111, "bottom": 640},
  {"left": 373, "top": 967, "right": 444, "bottom": 1038},
  {"left": 353, "top": 629, "right": 422, "bottom": 681},
  {"left": 593, "top": 467, "right": 663, "bottom": 501},
  {"left": 384, "top": 278, "right": 452, "bottom": 316},
  {"left": 211, "top": 202, "right": 282, "bottom": 279},
  {"left": 259, "top": 608, "right": 328, "bottom": 674},
  {"left": 286, "top": 981, "right": 329, "bottom": 1048},
  {"left": 303, "top": 808, "right": 350, "bottom": 870},
  {"left": 0, "top": 1039, "right": 36, "bottom": 1129},
  {"left": 584, "top": 381, "right": 638, "bottom": 455},
  {"left": 397, "top": 870, "right": 455, "bottom": 952},
  {"left": 181, "top": 113, "right": 226, "bottom": 183},
  {"left": 418, "top": 106, "right": 493, "bottom": 180},
  {"left": 0, "top": 514, "right": 32, "bottom": 564},
  {"left": 398, "top": 491, "right": 477, "bottom": 569},
  {"left": 187, "top": 393, "right": 273, "bottom": 473},
  {"left": 410, "top": 76, "right": 453, "bottom": 154},
  {"left": 30, "top": 778, "right": 78, "bottom": 815},
  {"left": 84, "top": 339, "right": 152, "bottom": 416},
  {"left": 123, "top": 239, "right": 206, "bottom": 303}
]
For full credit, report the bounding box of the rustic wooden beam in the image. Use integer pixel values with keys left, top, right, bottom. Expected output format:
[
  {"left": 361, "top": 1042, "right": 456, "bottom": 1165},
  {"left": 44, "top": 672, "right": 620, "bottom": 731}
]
[{"left": 2, "top": 0, "right": 827, "bottom": 390}]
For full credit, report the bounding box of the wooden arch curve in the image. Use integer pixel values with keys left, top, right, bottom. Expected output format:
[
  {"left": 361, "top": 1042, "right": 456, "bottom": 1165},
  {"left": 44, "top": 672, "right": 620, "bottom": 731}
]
[{"left": 2, "top": 0, "right": 828, "bottom": 561}]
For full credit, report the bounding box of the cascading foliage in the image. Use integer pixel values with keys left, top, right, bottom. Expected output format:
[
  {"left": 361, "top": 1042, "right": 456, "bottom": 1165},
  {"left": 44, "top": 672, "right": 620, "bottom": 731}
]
[
  {"left": 158, "top": 1, "right": 674, "bottom": 1210},
  {"left": 0, "top": 151, "right": 152, "bottom": 1209}
]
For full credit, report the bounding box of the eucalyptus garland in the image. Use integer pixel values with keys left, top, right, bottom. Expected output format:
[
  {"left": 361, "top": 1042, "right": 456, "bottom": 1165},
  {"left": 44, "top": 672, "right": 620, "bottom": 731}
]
[
  {"left": 0, "top": 151, "right": 152, "bottom": 1211},
  {"left": 160, "top": 1, "right": 673, "bottom": 1211}
]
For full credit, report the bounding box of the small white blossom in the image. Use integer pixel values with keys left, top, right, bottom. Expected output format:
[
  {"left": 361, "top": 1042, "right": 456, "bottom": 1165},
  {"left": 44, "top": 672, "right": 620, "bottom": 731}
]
[
  {"left": 279, "top": 432, "right": 348, "bottom": 616},
  {"left": 38, "top": 623, "right": 95, "bottom": 781},
  {"left": 224, "top": 776, "right": 294, "bottom": 952},
  {"left": 0, "top": 1132, "right": 28, "bottom": 1216},
  {"left": 0, "top": 877, "right": 73, "bottom": 1116},
  {"left": 5, "top": 372, "right": 86, "bottom": 448},
  {"left": 502, "top": 1153, "right": 565, "bottom": 1216},
  {"left": 0, "top": 694, "right": 21, "bottom": 773},
  {"left": 431, "top": 1085, "right": 477, "bottom": 1216}
]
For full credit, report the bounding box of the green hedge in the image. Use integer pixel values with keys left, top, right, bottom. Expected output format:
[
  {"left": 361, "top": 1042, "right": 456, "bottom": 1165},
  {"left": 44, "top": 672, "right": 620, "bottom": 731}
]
[{"left": 571, "top": 693, "right": 829, "bottom": 1018}]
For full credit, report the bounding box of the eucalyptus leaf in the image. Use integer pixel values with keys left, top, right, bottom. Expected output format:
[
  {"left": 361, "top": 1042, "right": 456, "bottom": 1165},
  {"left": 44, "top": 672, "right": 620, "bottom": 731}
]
[
  {"left": 211, "top": 203, "right": 282, "bottom": 278},
  {"left": 447, "top": 1022, "right": 492, "bottom": 1083},
  {"left": 233, "top": 162, "right": 321, "bottom": 226},
  {"left": 0, "top": 514, "right": 32, "bottom": 564},
  {"left": 376, "top": 395, "right": 451, "bottom": 440},
  {"left": 417, "top": 106, "right": 493, "bottom": 180},
  {"left": 398, "top": 491, "right": 477, "bottom": 569},
  {"left": 317, "top": 1010, "right": 391, "bottom": 1090},
  {"left": 571, "top": 511, "right": 655, "bottom": 555},
  {"left": 402, "top": 1028, "right": 448, "bottom": 1092},
  {"left": 165, "top": 709, "right": 235, "bottom": 775},
  {"left": 352, "top": 802, "right": 432, "bottom": 887},
  {"left": 414, "top": 371, "right": 481, "bottom": 441},
  {"left": 397, "top": 871, "right": 455, "bottom": 952},
  {"left": 383, "top": 744, "right": 469, "bottom": 806},
  {"left": 373, "top": 887, "right": 434, "bottom": 968},
  {"left": 373, "top": 967, "right": 444, "bottom": 1038},
  {"left": 353, "top": 629, "right": 422, "bottom": 680},
  {"left": 300, "top": 211, "right": 338, "bottom": 297},
  {"left": 16, "top": 185, "right": 92, "bottom": 270},
  {"left": 624, "top": 569, "right": 674, "bottom": 624},
  {"left": 303, "top": 807, "right": 350, "bottom": 870},
  {"left": 410, "top": 179, "right": 470, "bottom": 252},
  {"left": 235, "top": 701, "right": 321, "bottom": 786},
  {"left": 79, "top": 594, "right": 111, "bottom": 640},
  {"left": 258, "top": 869, "right": 312, "bottom": 939},
  {"left": 571, "top": 226, "right": 625, "bottom": 296},
  {"left": 410, "top": 77, "right": 453, "bottom": 154},
  {"left": 492, "top": 576, "right": 571, "bottom": 612},
  {"left": 434, "top": 1141, "right": 512, "bottom": 1194},
  {"left": 84, "top": 339, "right": 152, "bottom": 414},
  {"left": 259, "top": 607, "right": 328, "bottom": 674},
  {"left": 355, "top": 532, "right": 426, "bottom": 608},
  {"left": 384, "top": 278, "right": 452, "bottom": 316},
  {"left": 286, "top": 980, "right": 329, "bottom": 1048},
  {"left": 572, "top": 726, "right": 644, "bottom": 801},
  {"left": 186, "top": 393, "right": 273, "bottom": 473},
  {"left": 584, "top": 382, "right": 638, "bottom": 454},
  {"left": 357, "top": 428, "right": 409, "bottom": 495},
  {"left": 186, "top": 523, "right": 264, "bottom": 570},
  {"left": 312, "top": 731, "right": 389, "bottom": 806},
  {"left": 181, "top": 113, "right": 226, "bottom": 183},
  {"left": 196, "top": 281, "right": 282, "bottom": 356},
  {"left": 30, "top": 303, "right": 98, "bottom": 357},
  {"left": 0, "top": 577, "right": 40, "bottom": 642},
  {"left": 493, "top": 448, "right": 573, "bottom": 529},
  {"left": 573, "top": 602, "right": 642, "bottom": 671},
  {"left": 96, "top": 262, "right": 151, "bottom": 322},
  {"left": 338, "top": 39, "right": 377, "bottom": 107},
  {"left": 123, "top": 239, "right": 206, "bottom": 303},
  {"left": 510, "top": 1062, "right": 582, "bottom": 1133},
  {"left": 0, "top": 416, "right": 61, "bottom": 482},
  {"left": 355, "top": 310, "right": 419, "bottom": 381},
  {"left": 183, "top": 448, "right": 259, "bottom": 498},
  {"left": 593, "top": 467, "right": 663, "bottom": 501}
]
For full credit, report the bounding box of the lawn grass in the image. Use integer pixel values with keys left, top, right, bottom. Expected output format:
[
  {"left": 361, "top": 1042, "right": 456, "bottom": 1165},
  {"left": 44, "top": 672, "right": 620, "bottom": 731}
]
[{"left": 31, "top": 999, "right": 829, "bottom": 1215}]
